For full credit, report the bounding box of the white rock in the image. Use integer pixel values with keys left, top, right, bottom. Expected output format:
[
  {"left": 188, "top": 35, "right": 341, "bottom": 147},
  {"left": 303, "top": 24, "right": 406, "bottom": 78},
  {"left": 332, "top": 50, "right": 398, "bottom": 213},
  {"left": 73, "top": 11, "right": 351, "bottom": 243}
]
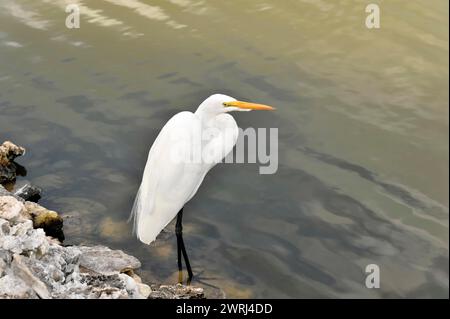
[
  {"left": 78, "top": 245, "right": 141, "bottom": 275},
  {"left": 0, "top": 225, "right": 49, "bottom": 256},
  {"left": 0, "top": 196, "right": 158, "bottom": 299},
  {"left": 138, "top": 283, "right": 152, "bottom": 299},
  {"left": 11, "top": 254, "right": 50, "bottom": 299},
  {"left": 119, "top": 273, "right": 138, "bottom": 293},
  {"left": 0, "top": 196, "right": 24, "bottom": 222},
  {"left": 0, "top": 235, "right": 22, "bottom": 254},
  {"left": 10, "top": 220, "right": 32, "bottom": 236},
  {"left": 0, "top": 273, "right": 37, "bottom": 299}
]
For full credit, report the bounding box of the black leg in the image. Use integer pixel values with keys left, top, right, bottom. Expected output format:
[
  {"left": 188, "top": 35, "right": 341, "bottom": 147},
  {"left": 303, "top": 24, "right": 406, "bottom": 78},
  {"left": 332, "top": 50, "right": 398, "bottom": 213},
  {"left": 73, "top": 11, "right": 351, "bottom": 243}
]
[
  {"left": 176, "top": 209, "right": 183, "bottom": 283},
  {"left": 175, "top": 208, "right": 193, "bottom": 284},
  {"left": 176, "top": 234, "right": 183, "bottom": 283},
  {"left": 180, "top": 233, "right": 193, "bottom": 284}
]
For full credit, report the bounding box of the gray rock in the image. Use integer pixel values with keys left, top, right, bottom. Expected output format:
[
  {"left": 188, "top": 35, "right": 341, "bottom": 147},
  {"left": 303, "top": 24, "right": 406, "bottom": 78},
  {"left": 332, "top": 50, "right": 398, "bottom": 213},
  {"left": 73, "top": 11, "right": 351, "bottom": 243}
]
[
  {"left": 0, "top": 165, "right": 18, "bottom": 185},
  {"left": 78, "top": 245, "right": 141, "bottom": 276},
  {"left": 0, "top": 185, "right": 24, "bottom": 202},
  {"left": 0, "top": 149, "right": 208, "bottom": 299},
  {"left": 0, "top": 273, "right": 37, "bottom": 299},
  {"left": 0, "top": 218, "right": 9, "bottom": 236},
  {"left": 0, "top": 249, "right": 12, "bottom": 264},
  {"left": 13, "top": 183, "right": 42, "bottom": 202},
  {"left": 0, "top": 185, "right": 9, "bottom": 197},
  {"left": 148, "top": 283, "right": 205, "bottom": 299},
  {"left": 11, "top": 254, "right": 50, "bottom": 299},
  {"left": 0, "top": 195, "right": 151, "bottom": 299}
]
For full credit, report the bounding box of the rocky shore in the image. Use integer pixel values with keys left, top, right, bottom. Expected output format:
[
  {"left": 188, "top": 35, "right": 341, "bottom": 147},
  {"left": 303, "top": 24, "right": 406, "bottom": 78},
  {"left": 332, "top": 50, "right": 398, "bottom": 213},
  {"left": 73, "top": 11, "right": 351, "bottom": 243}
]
[{"left": 0, "top": 141, "right": 205, "bottom": 299}]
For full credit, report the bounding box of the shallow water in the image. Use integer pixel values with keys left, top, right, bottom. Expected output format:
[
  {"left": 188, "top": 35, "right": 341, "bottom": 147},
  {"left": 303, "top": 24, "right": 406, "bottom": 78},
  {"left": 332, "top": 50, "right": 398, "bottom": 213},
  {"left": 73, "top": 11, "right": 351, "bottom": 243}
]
[{"left": 0, "top": 0, "right": 448, "bottom": 298}]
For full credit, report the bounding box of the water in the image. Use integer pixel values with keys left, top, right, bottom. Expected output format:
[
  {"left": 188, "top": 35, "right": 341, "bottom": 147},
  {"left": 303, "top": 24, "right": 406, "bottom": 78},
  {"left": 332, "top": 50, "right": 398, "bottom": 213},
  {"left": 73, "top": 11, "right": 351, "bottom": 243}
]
[{"left": 0, "top": 0, "right": 448, "bottom": 298}]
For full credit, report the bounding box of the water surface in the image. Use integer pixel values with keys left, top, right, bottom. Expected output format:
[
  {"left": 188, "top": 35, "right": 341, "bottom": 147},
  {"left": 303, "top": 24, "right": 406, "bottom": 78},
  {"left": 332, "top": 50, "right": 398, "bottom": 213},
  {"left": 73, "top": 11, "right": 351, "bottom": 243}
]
[{"left": 0, "top": 0, "right": 448, "bottom": 298}]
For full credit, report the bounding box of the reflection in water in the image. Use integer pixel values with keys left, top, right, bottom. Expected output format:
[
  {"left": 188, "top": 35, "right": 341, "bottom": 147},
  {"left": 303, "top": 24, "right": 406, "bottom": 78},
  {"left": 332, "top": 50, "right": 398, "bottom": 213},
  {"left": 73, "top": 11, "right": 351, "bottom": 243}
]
[{"left": 0, "top": 0, "right": 448, "bottom": 298}]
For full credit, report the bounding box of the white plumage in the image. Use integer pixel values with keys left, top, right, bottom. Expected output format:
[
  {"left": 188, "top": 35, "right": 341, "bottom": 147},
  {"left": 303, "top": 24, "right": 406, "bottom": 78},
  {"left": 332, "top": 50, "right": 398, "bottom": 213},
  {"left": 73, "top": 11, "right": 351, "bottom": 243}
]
[{"left": 130, "top": 94, "right": 274, "bottom": 244}]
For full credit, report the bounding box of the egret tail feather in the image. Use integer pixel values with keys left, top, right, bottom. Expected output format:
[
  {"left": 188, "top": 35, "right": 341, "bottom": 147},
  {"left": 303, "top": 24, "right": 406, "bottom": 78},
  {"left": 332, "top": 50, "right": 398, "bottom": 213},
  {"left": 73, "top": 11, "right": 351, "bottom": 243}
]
[{"left": 128, "top": 185, "right": 142, "bottom": 235}]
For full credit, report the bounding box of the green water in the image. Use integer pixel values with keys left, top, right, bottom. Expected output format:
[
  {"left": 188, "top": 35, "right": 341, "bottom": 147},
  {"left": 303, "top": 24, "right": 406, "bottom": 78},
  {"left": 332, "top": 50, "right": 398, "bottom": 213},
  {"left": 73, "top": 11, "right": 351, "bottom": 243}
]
[{"left": 0, "top": 0, "right": 448, "bottom": 298}]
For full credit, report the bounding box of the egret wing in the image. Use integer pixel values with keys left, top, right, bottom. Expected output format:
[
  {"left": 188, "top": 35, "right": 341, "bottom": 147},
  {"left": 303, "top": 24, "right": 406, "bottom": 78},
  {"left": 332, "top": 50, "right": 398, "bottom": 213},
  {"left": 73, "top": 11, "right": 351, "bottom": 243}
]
[
  {"left": 130, "top": 111, "right": 203, "bottom": 244},
  {"left": 186, "top": 114, "right": 239, "bottom": 201}
]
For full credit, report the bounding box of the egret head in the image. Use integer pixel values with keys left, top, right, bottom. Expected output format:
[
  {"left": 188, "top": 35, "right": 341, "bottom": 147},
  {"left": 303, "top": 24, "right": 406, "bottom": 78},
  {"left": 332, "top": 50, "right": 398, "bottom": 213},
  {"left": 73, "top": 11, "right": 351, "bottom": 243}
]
[{"left": 197, "top": 94, "right": 275, "bottom": 115}]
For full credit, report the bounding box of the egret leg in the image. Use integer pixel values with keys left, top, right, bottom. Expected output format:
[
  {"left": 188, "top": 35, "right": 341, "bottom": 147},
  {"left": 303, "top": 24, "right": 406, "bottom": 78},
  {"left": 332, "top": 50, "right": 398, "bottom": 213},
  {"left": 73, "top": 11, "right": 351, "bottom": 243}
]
[
  {"left": 175, "top": 209, "right": 193, "bottom": 284},
  {"left": 176, "top": 209, "right": 183, "bottom": 283},
  {"left": 180, "top": 234, "right": 193, "bottom": 285}
]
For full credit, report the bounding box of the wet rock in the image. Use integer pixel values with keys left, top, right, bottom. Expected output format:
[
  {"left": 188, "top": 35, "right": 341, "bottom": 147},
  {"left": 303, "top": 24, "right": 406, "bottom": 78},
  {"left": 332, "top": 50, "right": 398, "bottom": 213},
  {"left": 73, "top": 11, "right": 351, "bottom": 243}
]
[
  {"left": 24, "top": 201, "right": 64, "bottom": 242},
  {"left": 78, "top": 245, "right": 141, "bottom": 276},
  {"left": 14, "top": 183, "right": 42, "bottom": 202},
  {"left": 148, "top": 283, "right": 205, "bottom": 299},
  {"left": 0, "top": 141, "right": 25, "bottom": 165},
  {"left": 0, "top": 141, "right": 26, "bottom": 184},
  {"left": 0, "top": 185, "right": 24, "bottom": 202}
]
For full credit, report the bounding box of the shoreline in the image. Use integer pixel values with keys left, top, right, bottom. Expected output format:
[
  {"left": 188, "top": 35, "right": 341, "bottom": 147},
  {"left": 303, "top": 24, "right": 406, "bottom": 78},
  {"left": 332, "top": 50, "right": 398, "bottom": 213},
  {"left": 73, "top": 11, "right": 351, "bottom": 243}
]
[{"left": 0, "top": 141, "right": 206, "bottom": 299}]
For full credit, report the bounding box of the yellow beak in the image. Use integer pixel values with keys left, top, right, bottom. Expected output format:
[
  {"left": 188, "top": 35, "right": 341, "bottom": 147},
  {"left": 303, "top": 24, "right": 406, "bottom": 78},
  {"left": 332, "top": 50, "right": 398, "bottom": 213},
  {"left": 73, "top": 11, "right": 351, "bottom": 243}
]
[{"left": 223, "top": 100, "right": 275, "bottom": 111}]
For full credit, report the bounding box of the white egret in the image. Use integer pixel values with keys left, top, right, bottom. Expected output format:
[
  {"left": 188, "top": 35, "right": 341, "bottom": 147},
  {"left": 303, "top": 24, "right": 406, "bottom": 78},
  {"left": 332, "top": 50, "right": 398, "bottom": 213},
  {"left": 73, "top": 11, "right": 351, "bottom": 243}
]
[{"left": 130, "top": 94, "right": 274, "bottom": 282}]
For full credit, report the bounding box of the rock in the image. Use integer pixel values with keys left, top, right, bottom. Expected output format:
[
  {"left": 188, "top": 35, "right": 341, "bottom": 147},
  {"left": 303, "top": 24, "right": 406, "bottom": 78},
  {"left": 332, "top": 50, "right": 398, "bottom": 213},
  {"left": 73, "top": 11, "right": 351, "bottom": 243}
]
[
  {"left": 0, "top": 141, "right": 25, "bottom": 165},
  {"left": 0, "top": 260, "right": 4, "bottom": 277},
  {"left": 0, "top": 141, "right": 209, "bottom": 299},
  {"left": 0, "top": 184, "right": 25, "bottom": 202},
  {"left": 0, "top": 249, "right": 11, "bottom": 279},
  {"left": 9, "top": 219, "right": 33, "bottom": 236},
  {"left": 0, "top": 249, "right": 12, "bottom": 264},
  {"left": 1, "top": 224, "right": 49, "bottom": 256},
  {"left": 137, "top": 282, "right": 152, "bottom": 298},
  {"left": 0, "top": 274, "right": 37, "bottom": 299},
  {"left": 78, "top": 245, "right": 141, "bottom": 276},
  {"left": 0, "top": 141, "right": 26, "bottom": 184},
  {"left": 14, "top": 183, "right": 42, "bottom": 202},
  {"left": 148, "top": 283, "right": 205, "bottom": 299},
  {"left": 0, "top": 196, "right": 26, "bottom": 223},
  {"left": 0, "top": 185, "right": 9, "bottom": 197},
  {"left": 24, "top": 201, "right": 64, "bottom": 241},
  {"left": 118, "top": 273, "right": 152, "bottom": 299},
  {"left": 11, "top": 254, "right": 50, "bottom": 299},
  {"left": 0, "top": 219, "right": 10, "bottom": 237},
  {"left": 0, "top": 210, "right": 150, "bottom": 299}
]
